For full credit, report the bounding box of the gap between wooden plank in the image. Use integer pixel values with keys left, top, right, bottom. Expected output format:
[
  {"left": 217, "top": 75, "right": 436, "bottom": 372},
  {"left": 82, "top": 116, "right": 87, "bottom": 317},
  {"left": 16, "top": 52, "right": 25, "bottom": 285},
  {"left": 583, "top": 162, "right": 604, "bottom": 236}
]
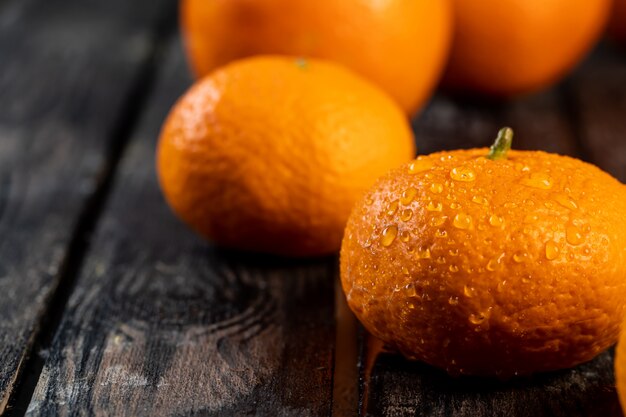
[{"left": 3, "top": 7, "right": 178, "bottom": 417}]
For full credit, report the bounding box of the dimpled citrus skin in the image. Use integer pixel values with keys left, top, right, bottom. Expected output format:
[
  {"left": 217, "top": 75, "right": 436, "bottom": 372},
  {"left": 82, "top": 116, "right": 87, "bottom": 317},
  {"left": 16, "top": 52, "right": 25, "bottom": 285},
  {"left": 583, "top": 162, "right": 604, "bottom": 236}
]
[
  {"left": 443, "top": 0, "right": 611, "bottom": 96},
  {"left": 617, "top": 319, "right": 626, "bottom": 413},
  {"left": 157, "top": 56, "right": 415, "bottom": 257},
  {"left": 181, "top": 0, "right": 452, "bottom": 114},
  {"left": 341, "top": 149, "right": 626, "bottom": 377}
]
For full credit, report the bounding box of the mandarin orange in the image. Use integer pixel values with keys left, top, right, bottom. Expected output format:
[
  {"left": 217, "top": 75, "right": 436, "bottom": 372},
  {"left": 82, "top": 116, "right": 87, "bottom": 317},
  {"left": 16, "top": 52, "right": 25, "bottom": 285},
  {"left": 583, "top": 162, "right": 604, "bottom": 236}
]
[
  {"left": 157, "top": 56, "right": 415, "bottom": 256},
  {"left": 443, "top": 0, "right": 611, "bottom": 96},
  {"left": 180, "top": 0, "right": 452, "bottom": 114},
  {"left": 341, "top": 128, "right": 626, "bottom": 376}
]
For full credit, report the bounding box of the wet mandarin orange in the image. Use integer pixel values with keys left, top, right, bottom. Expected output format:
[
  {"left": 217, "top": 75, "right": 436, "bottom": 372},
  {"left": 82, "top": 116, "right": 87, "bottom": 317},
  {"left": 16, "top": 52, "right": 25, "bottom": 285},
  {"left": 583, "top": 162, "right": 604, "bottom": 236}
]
[
  {"left": 444, "top": 0, "right": 611, "bottom": 96},
  {"left": 617, "top": 317, "right": 626, "bottom": 413},
  {"left": 157, "top": 56, "right": 415, "bottom": 257},
  {"left": 181, "top": 0, "right": 452, "bottom": 114},
  {"left": 341, "top": 128, "right": 626, "bottom": 377},
  {"left": 609, "top": 0, "right": 626, "bottom": 46}
]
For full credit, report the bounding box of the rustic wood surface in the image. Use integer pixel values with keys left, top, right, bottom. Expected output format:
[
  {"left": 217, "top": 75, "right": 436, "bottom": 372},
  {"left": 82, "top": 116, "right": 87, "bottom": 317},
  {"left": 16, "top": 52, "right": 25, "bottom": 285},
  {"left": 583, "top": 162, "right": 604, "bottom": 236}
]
[
  {"left": 0, "top": 0, "right": 625, "bottom": 415},
  {"left": 25, "top": 41, "right": 336, "bottom": 417},
  {"left": 0, "top": 0, "right": 173, "bottom": 413}
]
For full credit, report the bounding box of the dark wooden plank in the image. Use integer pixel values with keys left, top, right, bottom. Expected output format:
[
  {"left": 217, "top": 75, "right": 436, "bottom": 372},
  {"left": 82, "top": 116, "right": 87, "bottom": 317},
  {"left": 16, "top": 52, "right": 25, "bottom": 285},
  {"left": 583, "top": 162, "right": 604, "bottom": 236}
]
[
  {"left": 26, "top": 40, "right": 336, "bottom": 417},
  {"left": 567, "top": 45, "right": 626, "bottom": 182},
  {"left": 0, "top": 0, "right": 173, "bottom": 412},
  {"left": 359, "top": 80, "right": 621, "bottom": 415}
]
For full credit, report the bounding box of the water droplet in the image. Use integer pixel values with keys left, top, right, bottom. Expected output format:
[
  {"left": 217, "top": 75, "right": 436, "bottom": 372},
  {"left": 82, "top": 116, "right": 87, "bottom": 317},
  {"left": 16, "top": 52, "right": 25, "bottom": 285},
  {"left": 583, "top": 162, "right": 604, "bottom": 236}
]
[
  {"left": 430, "top": 183, "right": 444, "bottom": 194},
  {"left": 463, "top": 285, "right": 475, "bottom": 298},
  {"left": 365, "top": 196, "right": 374, "bottom": 205},
  {"left": 544, "top": 201, "right": 555, "bottom": 209},
  {"left": 513, "top": 251, "right": 528, "bottom": 263},
  {"left": 566, "top": 225, "right": 584, "bottom": 245},
  {"left": 401, "top": 266, "right": 410, "bottom": 275},
  {"left": 554, "top": 194, "right": 578, "bottom": 210},
  {"left": 472, "top": 195, "right": 488, "bottom": 205},
  {"left": 469, "top": 313, "right": 486, "bottom": 325},
  {"left": 386, "top": 200, "right": 399, "bottom": 216},
  {"left": 521, "top": 173, "right": 553, "bottom": 190},
  {"left": 449, "top": 265, "right": 459, "bottom": 272},
  {"left": 453, "top": 213, "right": 473, "bottom": 230},
  {"left": 408, "top": 158, "right": 433, "bottom": 174},
  {"left": 426, "top": 201, "right": 443, "bottom": 212},
  {"left": 450, "top": 166, "right": 476, "bottom": 182},
  {"left": 449, "top": 248, "right": 459, "bottom": 256},
  {"left": 448, "top": 296, "right": 459, "bottom": 305},
  {"left": 404, "top": 283, "right": 416, "bottom": 297},
  {"left": 497, "top": 280, "right": 507, "bottom": 293},
  {"left": 436, "top": 256, "right": 446, "bottom": 264},
  {"left": 381, "top": 225, "right": 398, "bottom": 247},
  {"left": 430, "top": 216, "right": 447, "bottom": 227},
  {"left": 435, "top": 229, "right": 448, "bottom": 238},
  {"left": 450, "top": 202, "right": 461, "bottom": 209},
  {"left": 400, "top": 187, "right": 418, "bottom": 205},
  {"left": 400, "top": 209, "right": 413, "bottom": 222},
  {"left": 545, "top": 241, "right": 559, "bottom": 260},
  {"left": 489, "top": 215, "right": 504, "bottom": 227},
  {"left": 417, "top": 247, "right": 431, "bottom": 259}
]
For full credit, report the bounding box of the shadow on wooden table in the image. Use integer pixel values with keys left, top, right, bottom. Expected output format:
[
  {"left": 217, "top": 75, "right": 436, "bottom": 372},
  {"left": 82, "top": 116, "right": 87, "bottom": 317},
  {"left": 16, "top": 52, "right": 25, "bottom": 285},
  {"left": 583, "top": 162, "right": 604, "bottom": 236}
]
[{"left": 361, "top": 334, "right": 623, "bottom": 417}]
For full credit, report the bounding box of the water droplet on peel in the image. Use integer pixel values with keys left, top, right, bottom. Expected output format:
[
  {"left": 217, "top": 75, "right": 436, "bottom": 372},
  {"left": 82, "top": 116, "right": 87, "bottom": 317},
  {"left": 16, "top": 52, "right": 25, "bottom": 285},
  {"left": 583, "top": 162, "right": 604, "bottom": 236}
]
[
  {"left": 450, "top": 166, "right": 476, "bottom": 182},
  {"left": 450, "top": 202, "right": 461, "bottom": 209},
  {"left": 472, "top": 195, "right": 488, "bottom": 205},
  {"left": 544, "top": 201, "right": 554, "bottom": 209},
  {"left": 448, "top": 296, "right": 459, "bottom": 305},
  {"left": 399, "top": 230, "right": 410, "bottom": 243},
  {"left": 522, "top": 173, "right": 553, "bottom": 190},
  {"left": 400, "top": 209, "right": 413, "bottom": 222},
  {"left": 426, "top": 201, "right": 443, "bottom": 212},
  {"left": 449, "top": 265, "right": 459, "bottom": 272},
  {"left": 449, "top": 248, "right": 459, "bottom": 256},
  {"left": 453, "top": 213, "right": 473, "bottom": 230},
  {"left": 381, "top": 225, "right": 398, "bottom": 247},
  {"left": 404, "top": 283, "right": 417, "bottom": 297},
  {"left": 365, "top": 196, "right": 374, "bottom": 205},
  {"left": 401, "top": 266, "right": 410, "bottom": 275},
  {"left": 513, "top": 251, "right": 528, "bottom": 263},
  {"left": 545, "top": 241, "right": 559, "bottom": 260},
  {"left": 554, "top": 194, "right": 578, "bottom": 210},
  {"left": 489, "top": 215, "right": 504, "bottom": 227},
  {"left": 497, "top": 280, "right": 507, "bottom": 293},
  {"left": 435, "top": 229, "right": 448, "bottom": 238},
  {"left": 469, "top": 313, "right": 486, "bottom": 325},
  {"left": 401, "top": 187, "right": 418, "bottom": 205},
  {"left": 430, "top": 216, "right": 447, "bottom": 227},
  {"left": 386, "top": 200, "right": 399, "bottom": 216},
  {"left": 463, "top": 285, "right": 475, "bottom": 298},
  {"left": 566, "top": 225, "right": 584, "bottom": 245},
  {"left": 524, "top": 214, "right": 539, "bottom": 223},
  {"left": 417, "top": 247, "right": 431, "bottom": 259},
  {"left": 486, "top": 259, "right": 498, "bottom": 271},
  {"left": 430, "top": 183, "right": 444, "bottom": 194},
  {"left": 408, "top": 158, "right": 434, "bottom": 174},
  {"left": 436, "top": 256, "right": 446, "bottom": 264}
]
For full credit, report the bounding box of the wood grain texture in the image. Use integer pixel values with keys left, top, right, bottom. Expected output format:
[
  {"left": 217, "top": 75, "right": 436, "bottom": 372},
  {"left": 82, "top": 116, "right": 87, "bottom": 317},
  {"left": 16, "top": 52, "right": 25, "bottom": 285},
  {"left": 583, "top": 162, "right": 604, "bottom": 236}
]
[
  {"left": 361, "top": 56, "right": 623, "bottom": 416},
  {"left": 26, "top": 41, "right": 336, "bottom": 417},
  {"left": 0, "top": 0, "right": 173, "bottom": 411}
]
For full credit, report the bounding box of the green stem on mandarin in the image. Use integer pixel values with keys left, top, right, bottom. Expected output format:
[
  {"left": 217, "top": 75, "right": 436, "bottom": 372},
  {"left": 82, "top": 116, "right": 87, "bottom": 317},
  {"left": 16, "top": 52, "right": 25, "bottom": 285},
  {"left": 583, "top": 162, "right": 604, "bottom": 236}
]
[{"left": 487, "top": 127, "right": 514, "bottom": 160}]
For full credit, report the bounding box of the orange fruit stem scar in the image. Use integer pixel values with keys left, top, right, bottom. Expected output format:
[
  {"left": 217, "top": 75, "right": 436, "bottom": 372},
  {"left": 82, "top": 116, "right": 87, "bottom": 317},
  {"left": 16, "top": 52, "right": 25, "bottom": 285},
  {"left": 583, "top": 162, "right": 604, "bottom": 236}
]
[{"left": 487, "top": 127, "right": 514, "bottom": 161}]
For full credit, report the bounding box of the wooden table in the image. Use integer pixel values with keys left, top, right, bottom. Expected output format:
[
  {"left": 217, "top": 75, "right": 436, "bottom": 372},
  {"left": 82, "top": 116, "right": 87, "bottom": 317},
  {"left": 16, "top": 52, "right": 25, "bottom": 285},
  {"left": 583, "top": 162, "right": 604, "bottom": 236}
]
[{"left": 1, "top": 0, "right": 625, "bottom": 416}]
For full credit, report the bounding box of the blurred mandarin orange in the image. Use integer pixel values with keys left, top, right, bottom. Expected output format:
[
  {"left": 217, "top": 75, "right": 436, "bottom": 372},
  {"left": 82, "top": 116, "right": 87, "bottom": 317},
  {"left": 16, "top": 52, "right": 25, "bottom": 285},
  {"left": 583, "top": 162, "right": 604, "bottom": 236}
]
[
  {"left": 444, "top": 0, "right": 611, "bottom": 96},
  {"left": 181, "top": 0, "right": 452, "bottom": 114}
]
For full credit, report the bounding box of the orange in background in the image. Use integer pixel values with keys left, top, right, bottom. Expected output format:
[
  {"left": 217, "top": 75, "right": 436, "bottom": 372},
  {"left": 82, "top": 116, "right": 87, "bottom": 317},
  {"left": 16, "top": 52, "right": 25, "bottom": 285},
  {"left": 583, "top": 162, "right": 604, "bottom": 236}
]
[
  {"left": 157, "top": 56, "right": 415, "bottom": 257},
  {"left": 181, "top": 0, "right": 452, "bottom": 115},
  {"left": 443, "top": 0, "right": 611, "bottom": 97}
]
